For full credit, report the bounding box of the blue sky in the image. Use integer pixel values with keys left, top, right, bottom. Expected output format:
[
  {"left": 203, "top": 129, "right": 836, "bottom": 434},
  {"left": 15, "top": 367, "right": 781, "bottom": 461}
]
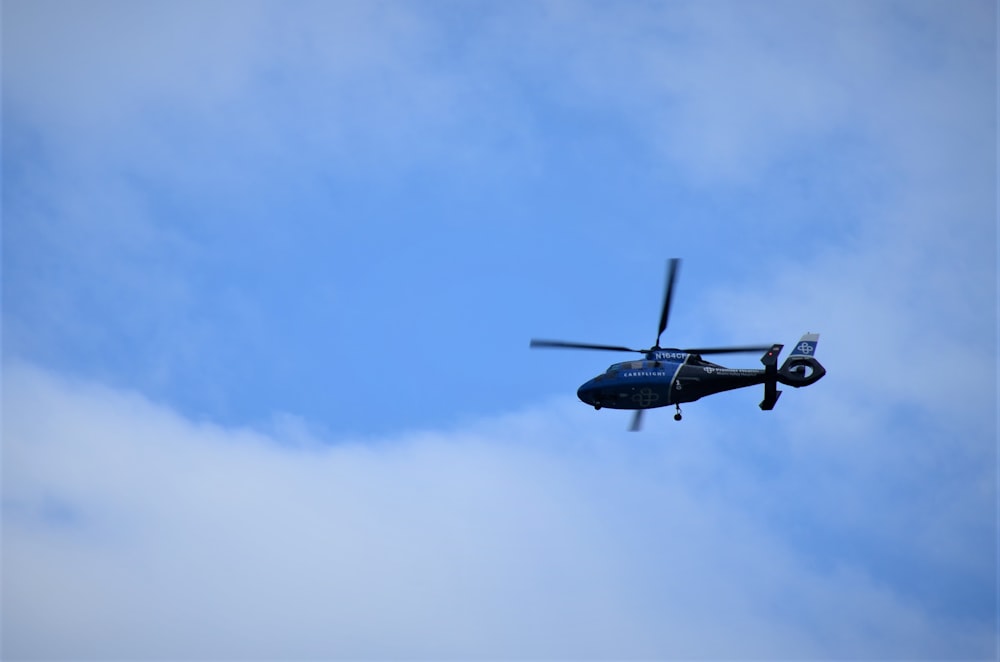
[{"left": 2, "top": 0, "right": 997, "bottom": 659}]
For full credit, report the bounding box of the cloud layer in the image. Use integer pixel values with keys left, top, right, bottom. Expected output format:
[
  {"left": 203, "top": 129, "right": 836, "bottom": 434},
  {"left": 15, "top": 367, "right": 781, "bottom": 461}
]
[{"left": 3, "top": 362, "right": 995, "bottom": 659}]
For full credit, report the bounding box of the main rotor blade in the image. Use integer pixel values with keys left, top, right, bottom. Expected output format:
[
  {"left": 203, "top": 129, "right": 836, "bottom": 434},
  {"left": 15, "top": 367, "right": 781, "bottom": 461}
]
[
  {"left": 681, "top": 345, "right": 775, "bottom": 355},
  {"left": 629, "top": 409, "right": 644, "bottom": 432},
  {"left": 655, "top": 258, "right": 681, "bottom": 348},
  {"left": 530, "top": 339, "right": 643, "bottom": 353}
]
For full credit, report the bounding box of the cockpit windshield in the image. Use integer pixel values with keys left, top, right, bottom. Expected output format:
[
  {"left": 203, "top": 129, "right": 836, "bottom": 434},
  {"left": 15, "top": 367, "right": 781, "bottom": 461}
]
[{"left": 607, "top": 360, "right": 644, "bottom": 373}]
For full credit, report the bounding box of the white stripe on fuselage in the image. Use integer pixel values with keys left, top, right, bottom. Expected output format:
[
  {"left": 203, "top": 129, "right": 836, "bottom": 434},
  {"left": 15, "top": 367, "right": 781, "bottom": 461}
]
[{"left": 666, "top": 354, "right": 690, "bottom": 404}]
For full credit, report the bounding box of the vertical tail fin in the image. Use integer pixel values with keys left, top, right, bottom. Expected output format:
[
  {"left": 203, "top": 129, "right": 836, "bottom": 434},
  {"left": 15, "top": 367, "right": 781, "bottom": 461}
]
[
  {"left": 778, "top": 333, "right": 825, "bottom": 387},
  {"left": 789, "top": 333, "right": 819, "bottom": 358}
]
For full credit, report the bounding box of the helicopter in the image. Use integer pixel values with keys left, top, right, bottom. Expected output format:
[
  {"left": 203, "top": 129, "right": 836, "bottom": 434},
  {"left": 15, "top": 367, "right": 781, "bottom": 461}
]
[{"left": 530, "top": 258, "right": 826, "bottom": 431}]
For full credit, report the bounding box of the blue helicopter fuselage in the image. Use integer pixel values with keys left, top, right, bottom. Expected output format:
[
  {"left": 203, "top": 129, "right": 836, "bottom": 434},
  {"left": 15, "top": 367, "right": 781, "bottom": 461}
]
[{"left": 576, "top": 350, "right": 769, "bottom": 410}]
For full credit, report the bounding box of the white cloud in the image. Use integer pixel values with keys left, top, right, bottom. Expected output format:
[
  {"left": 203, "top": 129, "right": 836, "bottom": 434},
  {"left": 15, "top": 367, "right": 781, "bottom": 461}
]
[
  {"left": 3, "top": 361, "right": 994, "bottom": 659},
  {"left": 11, "top": 0, "right": 990, "bottom": 186},
  {"left": 3, "top": 1, "right": 267, "bottom": 136},
  {"left": 493, "top": 0, "right": 996, "bottom": 189},
  {"left": 2, "top": 0, "right": 535, "bottom": 181}
]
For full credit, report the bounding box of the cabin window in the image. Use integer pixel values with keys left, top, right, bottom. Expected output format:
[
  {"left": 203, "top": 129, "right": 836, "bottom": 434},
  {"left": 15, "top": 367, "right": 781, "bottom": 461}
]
[{"left": 608, "top": 360, "right": 646, "bottom": 374}]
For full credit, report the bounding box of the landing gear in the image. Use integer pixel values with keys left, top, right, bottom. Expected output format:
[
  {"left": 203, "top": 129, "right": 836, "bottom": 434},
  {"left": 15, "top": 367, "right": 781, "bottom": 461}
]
[
  {"left": 594, "top": 404, "right": 602, "bottom": 410},
  {"left": 673, "top": 404, "right": 682, "bottom": 421}
]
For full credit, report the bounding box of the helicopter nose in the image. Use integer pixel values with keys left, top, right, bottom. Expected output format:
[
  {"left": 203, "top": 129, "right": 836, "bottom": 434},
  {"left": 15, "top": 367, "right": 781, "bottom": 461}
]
[{"left": 577, "top": 379, "right": 600, "bottom": 407}]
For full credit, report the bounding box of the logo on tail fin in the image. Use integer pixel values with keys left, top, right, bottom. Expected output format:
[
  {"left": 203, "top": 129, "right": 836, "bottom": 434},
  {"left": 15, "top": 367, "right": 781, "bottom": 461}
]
[
  {"left": 778, "top": 333, "right": 825, "bottom": 387},
  {"left": 789, "top": 333, "right": 819, "bottom": 358}
]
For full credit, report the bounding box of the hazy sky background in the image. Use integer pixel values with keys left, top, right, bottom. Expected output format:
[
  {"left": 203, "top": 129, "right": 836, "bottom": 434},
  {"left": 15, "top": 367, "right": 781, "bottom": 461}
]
[{"left": 3, "top": 1, "right": 997, "bottom": 659}]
